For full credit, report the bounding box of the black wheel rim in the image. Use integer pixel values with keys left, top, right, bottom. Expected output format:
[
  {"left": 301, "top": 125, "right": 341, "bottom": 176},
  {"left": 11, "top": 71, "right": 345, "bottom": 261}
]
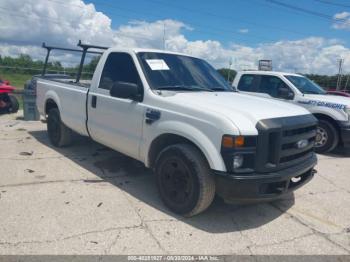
[
  {"left": 48, "top": 114, "right": 60, "bottom": 144},
  {"left": 159, "top": 157, "right": 194, "bottom": 206}
]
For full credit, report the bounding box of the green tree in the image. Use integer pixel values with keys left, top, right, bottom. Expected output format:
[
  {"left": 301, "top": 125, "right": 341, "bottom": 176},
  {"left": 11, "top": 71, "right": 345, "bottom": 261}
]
[{"left": 217, "top": 68, "right": 237, "bottom": 84}]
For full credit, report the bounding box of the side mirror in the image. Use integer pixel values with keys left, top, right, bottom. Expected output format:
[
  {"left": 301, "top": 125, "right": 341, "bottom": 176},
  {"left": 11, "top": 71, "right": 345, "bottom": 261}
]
[
  {"left": 110, "top": 81, "right": 141, "bottom": 101},
  {"left": 277, "top": 87, "right": 294, "bottom": 100}
]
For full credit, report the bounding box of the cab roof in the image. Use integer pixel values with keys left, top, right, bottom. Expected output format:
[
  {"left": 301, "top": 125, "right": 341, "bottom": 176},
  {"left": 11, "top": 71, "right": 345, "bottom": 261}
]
[
  {"left": 238, "top": 70, "right": 303, "bottom": 77},
  {"left": 106, "top": 47, "right": 196, "bottom": 58}
]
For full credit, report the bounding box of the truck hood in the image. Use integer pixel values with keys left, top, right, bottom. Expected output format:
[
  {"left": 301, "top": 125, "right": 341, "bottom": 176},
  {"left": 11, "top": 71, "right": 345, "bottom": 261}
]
[
  {"left": 303, "top": 94, "right": 350, "bottom": 107},
  {"left": 165, "top": 92, "right": 310, "bottom": 135}
]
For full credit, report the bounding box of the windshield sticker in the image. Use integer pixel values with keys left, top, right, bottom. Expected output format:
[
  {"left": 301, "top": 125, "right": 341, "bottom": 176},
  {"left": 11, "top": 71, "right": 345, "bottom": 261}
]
[
  {"left": 298, "top": 100, "right": 346, "bottom": 110},
  {"left": 145, "top": 59, "right": 170, "bottom": 70}
]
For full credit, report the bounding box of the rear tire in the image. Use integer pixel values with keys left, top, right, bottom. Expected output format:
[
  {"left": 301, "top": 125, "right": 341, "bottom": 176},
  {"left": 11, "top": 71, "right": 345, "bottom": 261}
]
[
  {"left": 47, "top": 108, "right": 73, "bottom": 147},
  {"left": 315, "top": 119, "right": 338, "bottom": 154},
  {"left": 8, "top": 95, "right": 19, "bottom": 113},
  {"left": 155, "top": 143, "right": 215, "bottom": 217}
]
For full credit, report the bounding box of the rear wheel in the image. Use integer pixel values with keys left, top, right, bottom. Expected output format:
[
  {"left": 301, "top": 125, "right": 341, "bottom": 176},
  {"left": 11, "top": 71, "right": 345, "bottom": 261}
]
[
  {"left": 155, "top": 143, "right": 215, "bottom": 217},
  {"left": 47, "top": 108, "right": 73, "bottom": 147},
  {"left": 315, "top": 119, "right": 338, "bottom": 154},
  {"left": 8, "top": 94, "right": 19, "bottom": 113}
]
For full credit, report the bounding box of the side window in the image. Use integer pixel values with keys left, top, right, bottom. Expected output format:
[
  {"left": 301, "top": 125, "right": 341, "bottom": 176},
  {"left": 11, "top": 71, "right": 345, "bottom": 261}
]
[
  {"left": 258, "top": 75, "right": 290, "bottom": 98},
  {"left": 237, "top": 74, "right": 259, "bottom": 92},
  {"left": 99, "top": 53, "right": 141, "bottom": 90}
]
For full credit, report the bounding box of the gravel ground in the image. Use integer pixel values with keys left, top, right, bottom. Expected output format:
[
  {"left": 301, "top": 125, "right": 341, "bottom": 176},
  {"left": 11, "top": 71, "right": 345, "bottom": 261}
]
[{"left": 0, "top": 111, "right": 349, "bottom": 255}]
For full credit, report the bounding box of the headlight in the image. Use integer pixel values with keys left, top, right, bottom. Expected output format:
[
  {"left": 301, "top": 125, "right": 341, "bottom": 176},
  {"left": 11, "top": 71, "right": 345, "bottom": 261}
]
[
  {"left": 233, "top": 154, "right": 244, "bottom": 169},
  {"left": 347, "top": 107, "right": 350, "bottom": 115},
  {"left": 346, "top": 107, "right": 350, "bottom": 121},
  {"left": 221, "top": 135, "right": 257, "bottom": 173}
]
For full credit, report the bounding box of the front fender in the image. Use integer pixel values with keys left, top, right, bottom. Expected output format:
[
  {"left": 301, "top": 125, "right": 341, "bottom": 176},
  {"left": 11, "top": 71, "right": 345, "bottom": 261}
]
[
  {"left": 298, "top": 99, "right": 349, "bottom": 122},
  {"left": 143, "top": 120, "right": 226, "bottom": 171},
  {"left": 310, "top": 106, "right": 348, "bottom": 122}
]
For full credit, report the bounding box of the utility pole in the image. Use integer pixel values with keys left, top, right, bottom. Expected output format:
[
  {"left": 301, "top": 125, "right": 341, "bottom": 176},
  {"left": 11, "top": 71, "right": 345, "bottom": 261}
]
[
  {"left": 345, "top": 74, "right": 350, "bottom": 91},
  {"left": 336, "top": 58, "right": 344, "bottom": 90},
  {"left": 227, "top": 58, "right": 233, "bottom": 83},
  {"left": 163, "top": 22, "right": 166, "bottom": 50}
]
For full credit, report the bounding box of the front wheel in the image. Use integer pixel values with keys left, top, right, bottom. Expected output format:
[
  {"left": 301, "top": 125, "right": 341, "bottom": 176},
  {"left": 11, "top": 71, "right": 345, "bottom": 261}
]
[
  {"left": 155, "top": 143, "right": 215, "bottom": 217},
  {"left": 315, "top": 119, "right": 339, "bottom": 154}
]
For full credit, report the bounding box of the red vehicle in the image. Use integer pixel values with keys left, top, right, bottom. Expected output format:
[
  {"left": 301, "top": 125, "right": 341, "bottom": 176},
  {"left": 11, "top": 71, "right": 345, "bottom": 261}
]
[
  {"left": 0, "top": 79, "right": 19, "bottom": 114},
  {"left": 327, "top": 90, "right": 350, "bottom": 98}
]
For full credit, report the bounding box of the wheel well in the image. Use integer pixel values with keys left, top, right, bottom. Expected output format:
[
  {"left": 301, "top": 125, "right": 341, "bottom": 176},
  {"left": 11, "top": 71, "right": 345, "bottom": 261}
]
[
  {"left": 313, "top": 113, "right": 341, "bottom": 138},
  {"left": 314, "top": 114, "right": 339, "bottom": 129},
  {"left": 45, "top": 99, "right": 58, "bottom": 115},
  {"left": 148, "top": 134, "right": 209, "bottom": 169}
]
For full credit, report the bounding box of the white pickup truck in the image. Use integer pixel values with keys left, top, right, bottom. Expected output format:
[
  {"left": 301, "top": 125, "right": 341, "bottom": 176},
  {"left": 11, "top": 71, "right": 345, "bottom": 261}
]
[
  {"left": 233, "top": 71, "right": 350, "bottom": 153},
  {"left": 36, "top": 44, "right": 318, "bottom": 216}
]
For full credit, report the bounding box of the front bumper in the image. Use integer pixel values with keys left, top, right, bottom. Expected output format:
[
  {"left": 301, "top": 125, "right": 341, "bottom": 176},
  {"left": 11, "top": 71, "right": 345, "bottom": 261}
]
[{"left": 213, "top": 153, "right": 317, "bottom": 203}]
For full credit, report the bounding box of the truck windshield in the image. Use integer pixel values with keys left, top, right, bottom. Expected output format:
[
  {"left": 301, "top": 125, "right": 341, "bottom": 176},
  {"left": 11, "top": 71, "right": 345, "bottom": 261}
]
[
  {"left": 285, "top": 75, "right": 326, "bottom": 95},
  {"left": 137, "top": 52, "right": 233, "bottom": 92}
]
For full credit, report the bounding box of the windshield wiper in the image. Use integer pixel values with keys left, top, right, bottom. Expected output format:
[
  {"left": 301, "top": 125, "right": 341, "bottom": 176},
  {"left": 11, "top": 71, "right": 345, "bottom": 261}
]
[
  {"left": 156, "top": 85, "right": 214, "bottom": 92},
  {"left": 211, "top": 87, "right": 234, "bottom": 92}
]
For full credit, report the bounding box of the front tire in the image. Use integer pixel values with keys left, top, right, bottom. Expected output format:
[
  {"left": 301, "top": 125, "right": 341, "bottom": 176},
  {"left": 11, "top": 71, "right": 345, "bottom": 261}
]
[
  {"left": 47, "top": 108, "right": 73, "bottom": 147},
  {"left": 315, "top": 119, "right": 339, "bottom": 154},
  {"left": 155, "top": 143, "right": 215, "bottom": 217}
]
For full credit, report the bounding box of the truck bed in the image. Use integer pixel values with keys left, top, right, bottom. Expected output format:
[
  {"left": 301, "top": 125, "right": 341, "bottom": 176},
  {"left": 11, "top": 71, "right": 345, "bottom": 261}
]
[{"left": 36, "top": 76, "right": 90, "bottom": 137}]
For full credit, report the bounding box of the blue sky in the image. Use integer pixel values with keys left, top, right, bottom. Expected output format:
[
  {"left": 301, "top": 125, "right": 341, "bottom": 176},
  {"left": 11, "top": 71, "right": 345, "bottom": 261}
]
[
  {"left": 1, "top": 0, "right": 350, "bottom": 74},
  {"left": 86, "top": 0, "right": 350, "bottom": 48}
]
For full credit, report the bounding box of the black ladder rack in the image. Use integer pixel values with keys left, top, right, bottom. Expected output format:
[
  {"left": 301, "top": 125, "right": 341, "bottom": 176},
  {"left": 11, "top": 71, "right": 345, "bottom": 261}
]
[{"left": 41, "top": 40, "right": 109, "bottom": 83}]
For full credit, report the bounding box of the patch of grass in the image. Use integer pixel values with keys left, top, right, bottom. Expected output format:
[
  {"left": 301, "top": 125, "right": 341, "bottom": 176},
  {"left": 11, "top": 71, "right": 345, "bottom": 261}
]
[{"left": 0, "top": 71, "right": 33, "bottom": 90}]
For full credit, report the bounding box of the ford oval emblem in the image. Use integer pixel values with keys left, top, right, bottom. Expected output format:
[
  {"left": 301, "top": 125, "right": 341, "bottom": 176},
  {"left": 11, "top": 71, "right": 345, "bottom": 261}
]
[{"left": 296, "top": 139, "right": 309, "bottom": 149}]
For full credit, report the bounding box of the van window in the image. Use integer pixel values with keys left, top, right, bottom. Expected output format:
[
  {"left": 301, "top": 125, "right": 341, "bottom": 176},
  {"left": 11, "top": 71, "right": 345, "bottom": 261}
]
[
  {"left": 258, "top": 75, "right": 289, "bottom": 98},
  {"left": 237, "top": 74, "right": 258, "bottom": 92},
  {"left": 99, "top": 53, "right": 141, "bottom": 90},
  {"left": 285, "top": 75, "right": 326, "bottom": 95}
]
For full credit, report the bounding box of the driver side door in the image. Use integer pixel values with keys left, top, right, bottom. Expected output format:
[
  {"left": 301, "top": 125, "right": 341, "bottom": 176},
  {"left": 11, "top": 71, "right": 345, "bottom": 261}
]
[{"left": 87, "top": 52, "right": 145, "bottom": 160}]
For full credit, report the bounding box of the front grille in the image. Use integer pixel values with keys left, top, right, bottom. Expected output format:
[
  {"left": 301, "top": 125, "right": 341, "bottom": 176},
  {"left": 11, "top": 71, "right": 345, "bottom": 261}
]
[
  {"left": 255, "top": 115, "right": 318, "bottom": 173},
  {"left": 283, "top": 125, "right": 315, "bottom": 136},
  {"left": 280, "top": 148, "right": 314, "bottom": 163},
  {"left": 281, "top": 137, "right": 314, "bottom": 150},
  {"left": 279, "top": 125, "right": 317, "bottom": 164}
]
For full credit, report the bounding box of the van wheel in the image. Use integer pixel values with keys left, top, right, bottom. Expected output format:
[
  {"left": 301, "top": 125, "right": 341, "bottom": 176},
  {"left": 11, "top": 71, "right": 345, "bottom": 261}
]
[
  {"left": 47, "top": 108, "right": 72, "bottom": 147},
  {"left": 8, "top": 95, "right": 19, "bottom": 113},
  {"left": 315, "top": 119, "right": 338, "bottom": 154},
  {"left": 155, "top": 143, "right": 215, "bottom": 217}
]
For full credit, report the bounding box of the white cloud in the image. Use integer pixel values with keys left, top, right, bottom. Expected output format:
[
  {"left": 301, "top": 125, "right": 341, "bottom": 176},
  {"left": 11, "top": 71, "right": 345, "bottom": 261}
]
[
  {"left": 112, "top": 19, "right": 188, "bottom": 50},
  {"left": 0, "top": 43, "right": 86, "bottom": 67},
  {"left": 165, "top": 37, "right": 350, "bottom": 75},
  {"left": 333, "top": 12, "right": 350, "bottom": 30},
  {"left": 238, "top": 29, "right": 249, "bottom": 34},
  {"left": 0, "top": 0, "right": 114, "bottom": 46},
  {"left": 0, "top": 0, "right": 350, "bottom": 75}
]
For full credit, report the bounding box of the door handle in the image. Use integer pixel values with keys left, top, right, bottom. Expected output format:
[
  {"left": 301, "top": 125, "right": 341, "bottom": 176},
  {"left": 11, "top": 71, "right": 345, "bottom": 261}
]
[{"left": 91, "top": 95, "right": 97, "bottom": 108}]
